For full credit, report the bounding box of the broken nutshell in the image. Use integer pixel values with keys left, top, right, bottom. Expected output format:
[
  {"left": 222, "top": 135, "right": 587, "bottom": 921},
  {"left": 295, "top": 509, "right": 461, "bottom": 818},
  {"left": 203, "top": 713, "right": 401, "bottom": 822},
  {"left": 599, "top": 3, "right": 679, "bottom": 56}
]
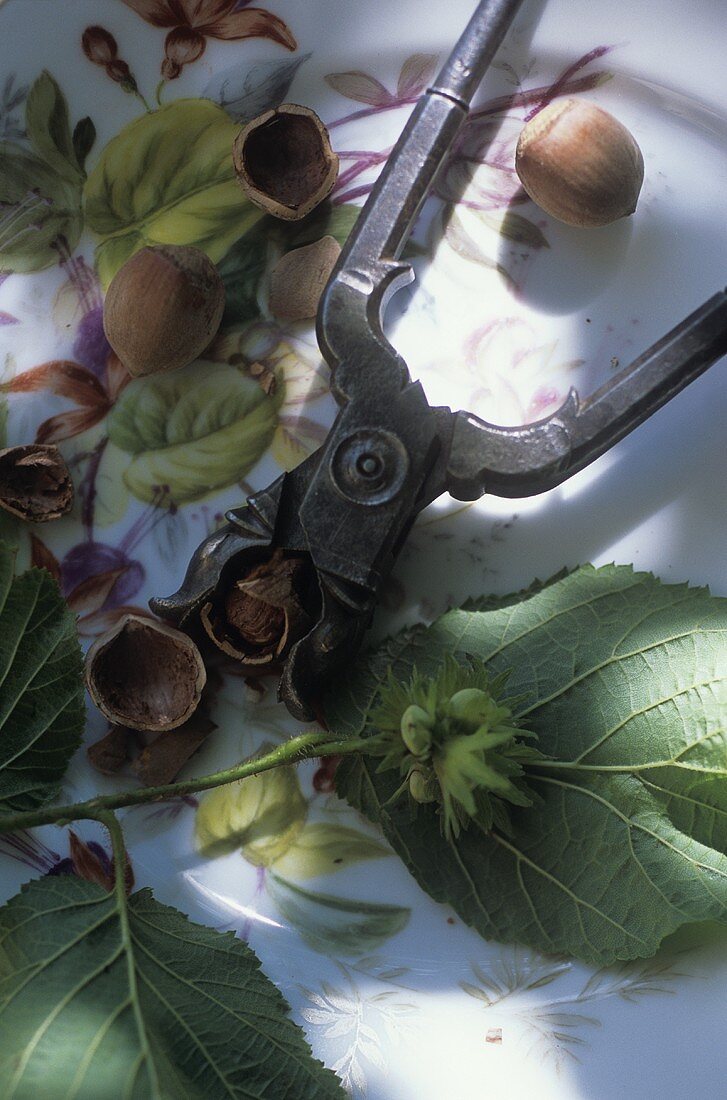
[
  {"left": 103, "top": 244, "right": 225, "bottom": 377},
  {"left": 0, "top": 444, "right": 73, "bottom": 522},
  {"left": 85, "top": 613, "right": 207, "bottom": 733},
  {"left": 233, "top": 104, "right": 339, "bottom": 221},
  {"left": 201, "top": 548, "right": 318, "bottom": 669},
  {"left": 269, "top": 235, "right": 342, "bottom": 322},
  {"left": 131, "top": 713, "right": 217, "bottom": 787},
  {"left": 88, "top": 666, "right": 221, "bottom": 787}
]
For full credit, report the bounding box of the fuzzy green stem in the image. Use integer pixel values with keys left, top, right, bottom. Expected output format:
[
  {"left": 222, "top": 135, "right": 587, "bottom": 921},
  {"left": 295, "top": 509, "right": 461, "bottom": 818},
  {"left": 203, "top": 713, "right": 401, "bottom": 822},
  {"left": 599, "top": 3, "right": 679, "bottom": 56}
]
[
  {"left": 0, "top": 732, "right": 367, "bottom": 836},
  {"left": 154, "top": 79, "right": 166, "bottom": 107}
]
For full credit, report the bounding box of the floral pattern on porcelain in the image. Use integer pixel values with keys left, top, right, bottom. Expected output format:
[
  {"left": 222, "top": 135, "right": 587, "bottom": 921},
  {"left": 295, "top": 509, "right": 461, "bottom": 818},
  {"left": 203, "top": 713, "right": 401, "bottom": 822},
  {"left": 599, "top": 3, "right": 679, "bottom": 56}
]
[{"left": 1, "top": 1, "right": 726, "bottom": 1097}]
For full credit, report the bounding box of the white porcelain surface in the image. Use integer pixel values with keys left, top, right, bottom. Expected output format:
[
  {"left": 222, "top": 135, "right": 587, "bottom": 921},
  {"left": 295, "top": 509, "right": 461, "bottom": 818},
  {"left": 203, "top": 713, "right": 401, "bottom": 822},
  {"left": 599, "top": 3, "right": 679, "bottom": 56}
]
[{"left": 0, "top": 1, "right": 725, "bottom": 1097}]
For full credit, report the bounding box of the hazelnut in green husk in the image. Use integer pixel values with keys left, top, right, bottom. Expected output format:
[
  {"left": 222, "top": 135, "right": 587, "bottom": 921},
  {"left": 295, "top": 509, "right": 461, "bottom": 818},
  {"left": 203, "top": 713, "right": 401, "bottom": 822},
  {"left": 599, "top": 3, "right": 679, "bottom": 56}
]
[{"left": 369, "top": 657, "right": 541, "bottom": 840}]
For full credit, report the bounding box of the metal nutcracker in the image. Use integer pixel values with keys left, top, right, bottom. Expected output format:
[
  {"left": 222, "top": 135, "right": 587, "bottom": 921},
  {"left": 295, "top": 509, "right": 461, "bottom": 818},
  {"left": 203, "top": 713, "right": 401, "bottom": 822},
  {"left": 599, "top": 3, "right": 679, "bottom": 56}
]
[{"left": 151, "top": 0, "right": 727, "bottom": 719}]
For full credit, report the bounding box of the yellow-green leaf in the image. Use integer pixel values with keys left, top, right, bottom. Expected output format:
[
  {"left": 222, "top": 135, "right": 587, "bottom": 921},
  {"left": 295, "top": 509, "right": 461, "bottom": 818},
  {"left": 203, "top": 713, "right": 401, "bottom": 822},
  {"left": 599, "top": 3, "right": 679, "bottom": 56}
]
[
  {"left": 196, "top": 753, "right": 308, "bottom": 866},
  {"left": 107, "top": 361, "right": 281, "bottom": 505},
  {"left": 273, "top": 822, "right": 391, "bottom": 879},
  {"left": 271, "top": 416, "right": 327, "bottom": 472},
  {"left": 84, "top": 98, "right": 263, "bottom": 287},
  {"left": 267, "top": 874, "right": 410, "bottom": 955}
]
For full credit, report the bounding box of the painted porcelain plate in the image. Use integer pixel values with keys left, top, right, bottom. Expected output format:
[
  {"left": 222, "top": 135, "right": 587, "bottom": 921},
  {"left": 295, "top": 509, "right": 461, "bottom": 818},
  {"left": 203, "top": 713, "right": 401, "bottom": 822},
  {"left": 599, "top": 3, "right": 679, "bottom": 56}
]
[{"left": 1, "top": 1, "right": 726, "bottom": 1096}]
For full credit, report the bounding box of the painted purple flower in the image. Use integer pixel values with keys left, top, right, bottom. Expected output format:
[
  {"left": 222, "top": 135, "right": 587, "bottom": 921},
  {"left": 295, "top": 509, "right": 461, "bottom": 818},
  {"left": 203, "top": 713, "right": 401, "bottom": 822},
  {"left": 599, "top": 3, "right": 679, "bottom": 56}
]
[
  {"left": 49, "top": 831, "right": 135, "bottom": 895},
  {"left": 60, "top": 540, "right": 144, "bottom": 609},
  {"left": 1, "top": 830, "right": 133, "bottom": 896},
  {"left": 72, "top": 305, "right": 112, "bottom": 376}
]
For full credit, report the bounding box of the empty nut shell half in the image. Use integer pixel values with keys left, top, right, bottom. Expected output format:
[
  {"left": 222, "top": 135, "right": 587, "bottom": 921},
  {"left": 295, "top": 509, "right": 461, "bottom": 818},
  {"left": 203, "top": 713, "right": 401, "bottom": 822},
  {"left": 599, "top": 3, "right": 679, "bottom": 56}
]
[
  {"left": 269, "top": 235, "right": 342, "bottom": 322},
  {"left": 85, "top": 614, "right": 207, "bottom": 733},
  {"left": 233, "top": 104, "right": 339, "bottom": 221},
  {"left": 0, "top": 444, "right": 73, "bottom": 522}
]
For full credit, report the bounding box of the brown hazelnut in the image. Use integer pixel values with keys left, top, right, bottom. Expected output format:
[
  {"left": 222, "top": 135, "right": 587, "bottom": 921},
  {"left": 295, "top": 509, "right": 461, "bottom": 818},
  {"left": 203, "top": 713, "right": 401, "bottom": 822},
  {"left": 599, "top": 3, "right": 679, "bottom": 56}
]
[
  {"left": 200, "top": 549, "right": 316, "bottom": 669},
  {"left": 103, "top": 245, "right": 225, "bottom": 377},
  {"left": 85, "top": 614, "right": 207, "bottom": 732},
  {"left": 233, "top": 104, "right": 339, "bottom": 221},
  {"left": 515, "top": 98, "right": 644, "bottom": 228},
  {"left": 269, "top": 235, "right": 342, "bottom": 322}
]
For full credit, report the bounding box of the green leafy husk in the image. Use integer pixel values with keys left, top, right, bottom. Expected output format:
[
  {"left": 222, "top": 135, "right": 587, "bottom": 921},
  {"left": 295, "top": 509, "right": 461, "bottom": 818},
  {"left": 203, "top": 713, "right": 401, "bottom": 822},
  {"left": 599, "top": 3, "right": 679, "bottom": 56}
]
[{"left": 328, "top": 565, "right": 727, "bottom": 964}]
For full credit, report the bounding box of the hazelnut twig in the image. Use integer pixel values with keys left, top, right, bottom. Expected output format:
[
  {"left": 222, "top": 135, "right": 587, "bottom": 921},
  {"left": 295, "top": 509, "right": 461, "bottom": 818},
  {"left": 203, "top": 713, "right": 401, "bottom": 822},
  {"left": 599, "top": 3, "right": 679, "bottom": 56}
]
[{"left": 0, "top": 730, "right": 369, "bottom": 836}]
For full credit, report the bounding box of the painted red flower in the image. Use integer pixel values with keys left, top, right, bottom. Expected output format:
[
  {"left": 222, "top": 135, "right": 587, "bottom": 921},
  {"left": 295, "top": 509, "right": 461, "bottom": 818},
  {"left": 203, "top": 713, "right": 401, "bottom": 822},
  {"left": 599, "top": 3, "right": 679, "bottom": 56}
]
[{"left": 122, "top": 0, "right": 297, "bottom": 79}]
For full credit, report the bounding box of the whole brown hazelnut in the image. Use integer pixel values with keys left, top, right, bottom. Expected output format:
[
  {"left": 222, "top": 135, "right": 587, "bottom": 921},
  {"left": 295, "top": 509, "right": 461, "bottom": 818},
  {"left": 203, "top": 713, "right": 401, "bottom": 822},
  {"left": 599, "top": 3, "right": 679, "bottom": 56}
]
[
  {"left": 515, "top": 98, "right": 644, "bottom": 228},
  {"left": 103, "top": 244, "right": 225, "bottom": 377}
]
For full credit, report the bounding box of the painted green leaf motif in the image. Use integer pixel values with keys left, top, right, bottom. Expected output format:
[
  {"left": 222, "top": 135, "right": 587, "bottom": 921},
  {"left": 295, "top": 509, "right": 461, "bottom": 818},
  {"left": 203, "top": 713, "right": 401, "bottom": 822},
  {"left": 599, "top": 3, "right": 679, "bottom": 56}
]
[
  {"left": 268, "top": 874, "right": 410, "bottom": 955},
  {"left": 0, "top": 875, "right": 344, "bottom": 1099},
  {"left": 272, "top": 822, "right": 391, "bottom": 880},
  {"left": 25, "top": 71, "right": 82, "bottom": 182},
  {"left": 107, "top": 361, "right": 281, "bottom": 505},
  {"left": 286, "top": 203, "right": 361, "bottom": 251},
  {"left": 72, "top": 116, "right": 96, "bottom": 172},
  {"left": 443, "top": 209, "right": 515, "bottom": 287},
  {"left": 84, "top": 98, "right": 263, "bottom": 287},
  {"left": 196, "top": 756, "right": 308, "bottom": 865},
  {"left": 0, "top": 142, "right": 83, "bottom": 272},
  {"left": 0, "top": 542, "right": 84, "bottom": 813},
  {"left": 217, "top": 220, "right": 270, "bottom": 327},
  {"left": 218, "top": 203, "right": 361, "bottom": 327},
  {"left": 481, "top": 208, "right": 549, "bottom": 249},
  {"left": 328, "top": 565, "right": 727, "bottom": 964}
]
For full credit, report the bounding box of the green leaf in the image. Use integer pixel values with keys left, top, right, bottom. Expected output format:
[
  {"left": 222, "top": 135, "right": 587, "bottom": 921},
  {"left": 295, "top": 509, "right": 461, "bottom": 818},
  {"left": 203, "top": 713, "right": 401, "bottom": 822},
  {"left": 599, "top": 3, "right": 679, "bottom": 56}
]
[
  {"left": 217, "top": 203, "right": 360, "bottom": 327},
  {"left": 267, "top": 873, "right": 410, "bottom": 955},
  {"left": 217, "top": 219, "right": 271, "bottom": 327},
  {"left": 272, "top": 822, "right": 391, "bottom": 880},
  {"left": 84, "top": 98, "right": 263, "bottom": 288},
  {"left": 106, "top": 360, "right": 281, "bottom": 505},
  {"left": 0, "top": 142, "right": 83, "bottom": 272},
  {"left": 329, "top": 565, "right": 727, "bottom": 964},
  {"left": 287, "top": 203, "right": 361, "bottom": 250},
  {"left": 72, "top": 116, "right": 96, "bottom": 172},
  {"left": 0, "top": 875, "right": 344, "bottom": 1099},
  {"left": 196, "top": 756, "right": 308, "bottom": 865},
  {"left": 0, "top": 543, "right": 84, "bottom": 813},
  {"left": 25, "top": 71, "right": 82, "bottom": 181}
]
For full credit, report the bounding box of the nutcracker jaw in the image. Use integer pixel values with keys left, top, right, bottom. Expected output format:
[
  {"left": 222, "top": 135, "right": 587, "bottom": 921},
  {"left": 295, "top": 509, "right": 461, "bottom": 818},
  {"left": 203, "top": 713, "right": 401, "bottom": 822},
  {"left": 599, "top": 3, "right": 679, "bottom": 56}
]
[{"left": 151, "top": 0, "right": 727, "bottom": 719}]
